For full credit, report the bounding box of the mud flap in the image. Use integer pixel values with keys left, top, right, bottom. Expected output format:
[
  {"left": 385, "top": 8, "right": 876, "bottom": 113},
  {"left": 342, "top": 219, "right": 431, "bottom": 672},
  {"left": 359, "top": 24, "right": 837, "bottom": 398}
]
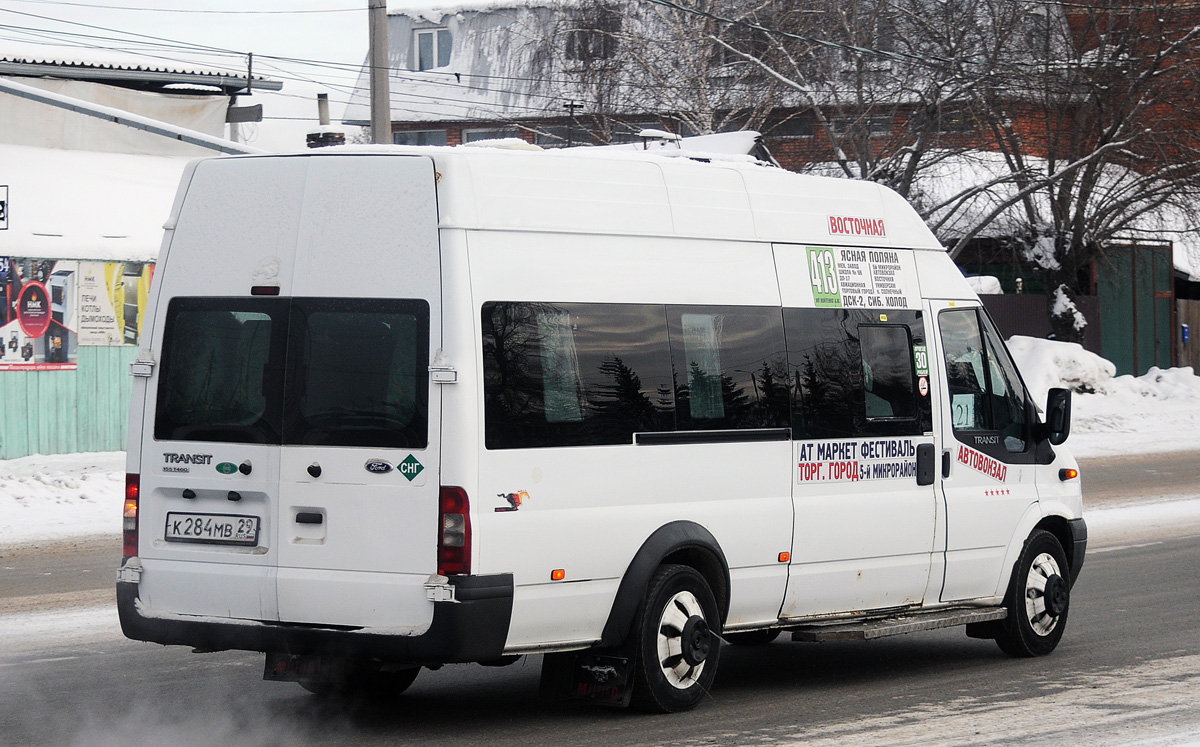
[{"left": 539, "top": 652, "right": 634, "bottom": 707}]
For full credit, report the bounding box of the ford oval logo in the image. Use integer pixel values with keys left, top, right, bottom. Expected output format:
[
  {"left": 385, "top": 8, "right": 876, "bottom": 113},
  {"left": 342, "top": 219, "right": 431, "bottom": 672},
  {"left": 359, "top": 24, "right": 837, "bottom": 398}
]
[{"left": 365, "top": 460, "right": 393, "bottom": 474}]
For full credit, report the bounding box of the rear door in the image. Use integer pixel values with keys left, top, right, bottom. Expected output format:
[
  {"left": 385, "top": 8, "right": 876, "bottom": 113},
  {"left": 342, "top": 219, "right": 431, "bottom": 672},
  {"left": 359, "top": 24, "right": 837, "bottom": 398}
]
[
  {"left": 275, "top": 155, "right": 442, "bottom": 628},
  {"left": 140, "top": 154, "right": 442, "bottom": 630}
]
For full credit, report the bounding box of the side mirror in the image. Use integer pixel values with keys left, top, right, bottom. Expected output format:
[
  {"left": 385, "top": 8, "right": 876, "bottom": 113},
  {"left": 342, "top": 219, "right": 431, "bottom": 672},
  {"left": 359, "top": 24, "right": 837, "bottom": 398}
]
[{"left": 1045, "top": 388, "right": 1072, "bottom": 446}]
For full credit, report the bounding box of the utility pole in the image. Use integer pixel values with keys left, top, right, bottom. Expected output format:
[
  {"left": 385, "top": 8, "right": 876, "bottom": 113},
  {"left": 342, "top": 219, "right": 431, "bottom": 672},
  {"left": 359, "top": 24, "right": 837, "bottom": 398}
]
[
  {"left": 368, "top": 0, "right": 390, "bottom": 144},
  {"left": 564, "top": 100, "right": 582, "bottom": 147}
]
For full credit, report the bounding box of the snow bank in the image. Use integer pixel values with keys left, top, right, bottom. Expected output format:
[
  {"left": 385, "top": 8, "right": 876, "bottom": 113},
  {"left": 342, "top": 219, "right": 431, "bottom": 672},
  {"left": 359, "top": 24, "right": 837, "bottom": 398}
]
[
  {"left": 0, "top": 452, "right": 124, "bottom": 544},
  {"left": 1007, "top": 335, "right": 1117, "bottom": 404},
  {"left": 966, "top": 275, "right": 1002, "bottom": 294},
  {"left": 1008, "top": 336, "right": 1200, "bottom": 457}
]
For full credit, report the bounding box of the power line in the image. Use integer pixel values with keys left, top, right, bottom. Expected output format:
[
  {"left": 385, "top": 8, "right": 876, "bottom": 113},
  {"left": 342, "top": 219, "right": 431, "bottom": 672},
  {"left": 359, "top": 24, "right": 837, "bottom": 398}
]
[
  {"left": 3, "top": 0, "right": 363, "bottom": 14},
  {"left": 0, "top": 6, "right": 250, "bottom": 55}
]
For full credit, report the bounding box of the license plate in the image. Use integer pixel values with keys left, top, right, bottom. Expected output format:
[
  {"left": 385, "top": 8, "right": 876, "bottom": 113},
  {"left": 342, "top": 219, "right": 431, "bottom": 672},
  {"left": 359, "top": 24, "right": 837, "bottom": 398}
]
[{"left": 165, "top": 512, "right": 259, "bottom": 546}]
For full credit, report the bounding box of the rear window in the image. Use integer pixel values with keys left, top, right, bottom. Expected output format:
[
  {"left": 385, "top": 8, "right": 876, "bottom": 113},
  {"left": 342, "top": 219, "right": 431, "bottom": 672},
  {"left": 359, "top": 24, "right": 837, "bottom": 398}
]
[{"left": 155, "top": 297, "right": 428, "bottom": 448}]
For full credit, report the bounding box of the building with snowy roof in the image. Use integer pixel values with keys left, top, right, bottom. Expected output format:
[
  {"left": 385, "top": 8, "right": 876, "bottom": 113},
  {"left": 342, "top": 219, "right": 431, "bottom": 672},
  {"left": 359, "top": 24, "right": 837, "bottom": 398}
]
[{"left": 0, "top": 45, "right": 279, "bottom": 458}]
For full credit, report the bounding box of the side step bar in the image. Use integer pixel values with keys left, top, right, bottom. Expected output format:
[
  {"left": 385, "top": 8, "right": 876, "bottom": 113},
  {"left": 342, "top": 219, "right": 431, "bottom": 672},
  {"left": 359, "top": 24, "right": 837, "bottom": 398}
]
[{"left": 789, "top": 607, "right": 1007, "bottom": 642}]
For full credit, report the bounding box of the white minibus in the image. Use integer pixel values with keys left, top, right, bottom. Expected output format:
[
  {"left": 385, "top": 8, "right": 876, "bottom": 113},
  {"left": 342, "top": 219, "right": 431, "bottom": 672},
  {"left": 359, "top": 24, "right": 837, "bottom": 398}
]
[{"left": 119, "top": 145, "right": 1085, "bottom": 712}]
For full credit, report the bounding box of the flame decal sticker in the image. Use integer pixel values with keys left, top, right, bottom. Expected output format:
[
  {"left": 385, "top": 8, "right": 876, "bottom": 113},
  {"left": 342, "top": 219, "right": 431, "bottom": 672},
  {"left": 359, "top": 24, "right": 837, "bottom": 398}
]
[{"left": 495, "top": 490, "right": 530, "bottom": 512}]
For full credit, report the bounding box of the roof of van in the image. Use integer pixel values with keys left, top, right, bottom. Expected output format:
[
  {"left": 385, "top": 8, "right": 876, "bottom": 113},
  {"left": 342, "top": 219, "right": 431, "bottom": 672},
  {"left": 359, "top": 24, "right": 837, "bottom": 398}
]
[{"left": 232, "top": 144, "right": 949, "bottom": 252}]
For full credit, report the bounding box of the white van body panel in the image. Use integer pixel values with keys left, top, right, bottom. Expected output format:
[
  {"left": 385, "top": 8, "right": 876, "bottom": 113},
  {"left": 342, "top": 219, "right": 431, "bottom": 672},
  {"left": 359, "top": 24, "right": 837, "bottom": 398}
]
[
  {"left": 467, "top": 229, "right": 793, "bottom": 646},
  {"left": 121, "top": 146, "right": 1084, "bottom": 685}
]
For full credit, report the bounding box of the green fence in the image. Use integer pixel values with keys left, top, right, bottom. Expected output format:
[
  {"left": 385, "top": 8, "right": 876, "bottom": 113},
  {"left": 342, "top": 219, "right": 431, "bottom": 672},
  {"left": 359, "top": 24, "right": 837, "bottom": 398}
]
[
  {"left": 0, "top": 346, "right": 138, "bottom": 459},
  {"left": 1097, "top": 244, "right": 1174, "bottom": 376}
]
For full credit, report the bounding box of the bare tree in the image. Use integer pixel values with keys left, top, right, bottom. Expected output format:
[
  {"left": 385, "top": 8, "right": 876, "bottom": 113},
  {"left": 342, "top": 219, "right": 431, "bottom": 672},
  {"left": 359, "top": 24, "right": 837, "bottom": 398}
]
[
  {"left": 517, "top": 0, "right": 1200, "bottom": 341},
  {"left": 538, "top": 0, "right": 803, "bottom": 142},
  {"left": 705, "top": 0, "right": 1200, "bottom": 342},
  {"left": 951, "top": 0, "right": 1200, "bottom": 341}
]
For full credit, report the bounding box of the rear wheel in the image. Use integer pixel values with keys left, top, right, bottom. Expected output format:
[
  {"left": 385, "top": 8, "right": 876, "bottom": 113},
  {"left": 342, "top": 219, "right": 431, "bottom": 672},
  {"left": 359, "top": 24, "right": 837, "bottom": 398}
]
[
  {"left": 630, "top": 564, "right": 722, "bottom": 713},
  {"left": 996, "top": 530, "right": 1071, "bottom": 657}
]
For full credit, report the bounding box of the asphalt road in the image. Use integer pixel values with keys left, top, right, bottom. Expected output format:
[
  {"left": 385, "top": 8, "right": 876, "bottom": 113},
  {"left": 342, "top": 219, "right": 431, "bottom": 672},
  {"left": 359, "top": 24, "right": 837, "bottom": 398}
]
[{"left": 1, "top": 450, "right": 1198, "bottom": 746}]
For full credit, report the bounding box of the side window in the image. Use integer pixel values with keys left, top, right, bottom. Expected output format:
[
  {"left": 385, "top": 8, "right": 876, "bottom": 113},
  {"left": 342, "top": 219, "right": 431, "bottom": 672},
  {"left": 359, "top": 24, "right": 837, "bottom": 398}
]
[
  {"left": 155, "top": 298, "right": 286, "bottom": 444},
  {"left": 666, "top": 305, "right": 790, "bottom": 431},
  {"left": 785, "top": 308, "right": 930, "bottom": 439},
  {"left": 860, "top": 325, "right": 916, "bottom": 421},
  {"left": 784, "top": 308, "right": 857, "bottom": 439},
  {"left": 939, "top": 308, "right": 1028, "bottom": 455},
  {"left": 482, "top": 302, "right": 674, "bottom": 449},
  {"left": 982, "top": 315, "right": 1029, "bottom": 453}
]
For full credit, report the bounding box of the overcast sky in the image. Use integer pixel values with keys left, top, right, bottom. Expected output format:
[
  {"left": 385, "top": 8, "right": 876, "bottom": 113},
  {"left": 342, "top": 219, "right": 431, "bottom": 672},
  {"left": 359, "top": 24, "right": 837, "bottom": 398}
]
[{"left": 0, "top": 0, "right": 384, "bottom": 150}]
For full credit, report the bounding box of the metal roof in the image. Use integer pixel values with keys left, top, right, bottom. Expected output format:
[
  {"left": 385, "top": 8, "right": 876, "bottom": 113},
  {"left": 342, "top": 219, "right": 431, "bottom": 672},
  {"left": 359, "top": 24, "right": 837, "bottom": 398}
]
[{"left": 0, "top": 43, "right": 282, "bottom": 94}]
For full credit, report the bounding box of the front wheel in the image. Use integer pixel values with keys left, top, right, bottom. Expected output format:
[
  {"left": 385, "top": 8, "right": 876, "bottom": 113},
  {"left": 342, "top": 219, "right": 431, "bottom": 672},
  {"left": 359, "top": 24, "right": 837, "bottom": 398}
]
[
  {"left": 996, "top": 529, "right": 1071, "bottom": 657},
  {"left": 630, "top": 564, "right": 722, "bottom": 713}
]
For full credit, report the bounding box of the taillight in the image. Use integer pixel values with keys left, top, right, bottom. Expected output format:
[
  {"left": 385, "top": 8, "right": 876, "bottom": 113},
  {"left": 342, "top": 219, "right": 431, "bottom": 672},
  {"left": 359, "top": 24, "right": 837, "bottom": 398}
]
[
  {"left": 438, "top": 486, "right": 471, "bottom": 575},
  {"left": 123, "top": 474, "right": 139, "bottom": 558}
]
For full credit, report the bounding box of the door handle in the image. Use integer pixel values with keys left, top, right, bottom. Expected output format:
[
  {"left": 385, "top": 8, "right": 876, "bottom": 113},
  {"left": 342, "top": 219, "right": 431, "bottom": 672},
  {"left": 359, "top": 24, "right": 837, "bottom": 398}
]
[
  {"left": 296, "top": 512, "right": 323, "bottom": 525},
  {"left": 942, "top": 450, "right": 952, "bottom": 478},
  {"left": 916, "top": 443, "right": 936, "bottom": 486}
]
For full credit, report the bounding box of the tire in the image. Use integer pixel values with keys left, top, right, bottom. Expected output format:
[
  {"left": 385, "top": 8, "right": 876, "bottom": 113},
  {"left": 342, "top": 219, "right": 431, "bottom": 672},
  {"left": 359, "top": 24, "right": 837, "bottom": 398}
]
[
  {"left": 630, "top": 564, "right": 722, "bottom": 713},
  {"left": 995, "top": 529, "right": 1071, "bottom": 657},
  {"left": 299, "top": 660, "right": 420, "bottom": 699},
  {"left": 724, "top": 629, "right": 781, "bottom": 646}
]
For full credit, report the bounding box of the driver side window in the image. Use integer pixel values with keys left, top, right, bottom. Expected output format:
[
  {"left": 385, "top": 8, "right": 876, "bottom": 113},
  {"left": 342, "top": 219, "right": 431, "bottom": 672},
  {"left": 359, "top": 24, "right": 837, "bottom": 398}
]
[{"left": 939, "top": 308, "right": 1028, "bottom": 456}]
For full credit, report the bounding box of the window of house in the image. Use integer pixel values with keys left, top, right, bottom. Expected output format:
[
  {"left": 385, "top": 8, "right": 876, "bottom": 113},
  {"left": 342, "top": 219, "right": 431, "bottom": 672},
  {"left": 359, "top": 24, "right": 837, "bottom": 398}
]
[
  {"left": 715, "top": 23, "right": 771, "bottom": 66},
  {"left": 609, "top": 123, "right": 665, "bottom": 143},
  {"left": 464, "top": 127, "right": 521, "bottom": 143},
  {"left": 765, "top": 115, "right": 815, "bottom": 138},
  {"left": 414, "top": 28, "right": 451, "bottom": 71},
  {"left": 934, "top": 111, "right": 975, "bottom": 133},
  {"left": 393, "top": 129, "right": 448, "bottom": 146},
  {"left": 829, "top": 115, "right": 893, "bottom": 138},
  {"left": 532, "top": 125, "right": 575, "bottom": 148},
  {"left": 565, "top": 6, "right": 620, "bottom": 62}
]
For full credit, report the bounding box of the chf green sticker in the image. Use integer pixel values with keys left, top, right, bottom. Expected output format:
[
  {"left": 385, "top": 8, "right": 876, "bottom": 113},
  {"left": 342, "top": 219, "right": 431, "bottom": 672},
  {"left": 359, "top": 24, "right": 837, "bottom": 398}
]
[
  {"left": 216, "top": 462, "right": 238, "bottom": 475},
  {"left": 398, "top": 454, "right": 424, "bottom": 482},
  {"left": 807, "top": 246, "right": 842, "bottom": 307}
]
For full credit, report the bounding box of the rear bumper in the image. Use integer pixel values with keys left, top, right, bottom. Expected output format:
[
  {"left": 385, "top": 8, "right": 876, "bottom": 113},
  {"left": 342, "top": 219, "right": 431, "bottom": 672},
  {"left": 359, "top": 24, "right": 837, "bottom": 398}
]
[{"left": 117, "top": 571, "right": 514, "bottom": 665}]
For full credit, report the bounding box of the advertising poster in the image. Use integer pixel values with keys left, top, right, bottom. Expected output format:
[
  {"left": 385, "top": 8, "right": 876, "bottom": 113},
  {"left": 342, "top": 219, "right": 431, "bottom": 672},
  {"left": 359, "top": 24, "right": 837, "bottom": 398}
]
[
  {"left": 0, "top": 257, "right": 78, "bottom": 370},
  {"left": 78, "top": 262, "right": 154, "bottom": 346},
  {"left": 1, "top": 257, "right": 154, "bottom": 371}
]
